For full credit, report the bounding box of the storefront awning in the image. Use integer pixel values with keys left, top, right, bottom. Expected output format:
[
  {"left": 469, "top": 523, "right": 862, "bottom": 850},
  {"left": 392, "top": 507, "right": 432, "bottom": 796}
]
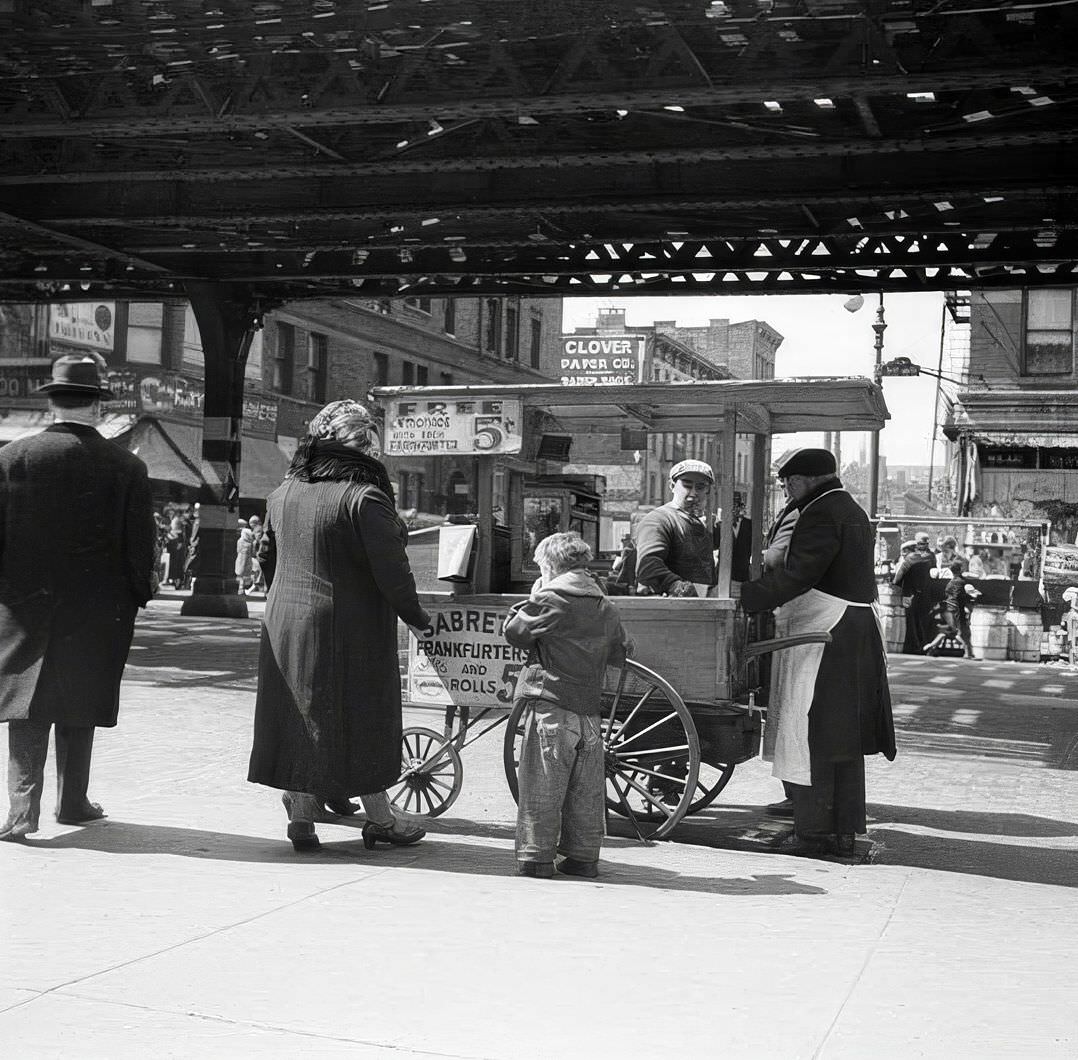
[
  {"left": 237, "top": 435, "right": 291, "bottom": 499},
  {"left": 968, "top": 430, "right": 1078, "bottom": 448},
  {"left": 126, "top": 419, "right": 203, "bottom": 489},
  {"left": 138, "top": 419, "right": 289, "bottom": 498}
]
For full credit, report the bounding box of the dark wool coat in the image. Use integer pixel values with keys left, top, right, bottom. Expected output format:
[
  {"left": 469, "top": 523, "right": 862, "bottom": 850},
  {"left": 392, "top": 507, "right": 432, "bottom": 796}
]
[
  {"left": 741, "top": 478, "right": 897, "bottom": 768},
  {"left": 0, "top": 423, "right": 155, "bottom": 727},
  {"left": 248, "top": 469, "right": 430, "bottom": 797}
]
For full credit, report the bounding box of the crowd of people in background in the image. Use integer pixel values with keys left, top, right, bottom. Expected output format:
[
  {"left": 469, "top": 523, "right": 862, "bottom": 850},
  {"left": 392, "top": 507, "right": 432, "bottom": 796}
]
[{"left": 152, "top": 504, "right": 266, "bottom": 595}]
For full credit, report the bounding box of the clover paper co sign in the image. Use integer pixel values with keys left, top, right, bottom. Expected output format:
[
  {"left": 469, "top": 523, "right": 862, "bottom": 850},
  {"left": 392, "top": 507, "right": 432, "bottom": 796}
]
[
  {"left": 559, "top": 334, "right": 643, "bottom": 386},
  {"left": 385, "top": 398, "right": 522, "bottom": 455}
]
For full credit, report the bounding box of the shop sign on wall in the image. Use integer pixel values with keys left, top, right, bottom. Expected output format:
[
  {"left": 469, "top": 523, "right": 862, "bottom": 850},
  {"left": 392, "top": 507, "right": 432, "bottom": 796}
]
[
  {"left": 407, "top": 604, "right": 527, "bottom": 707},
  {"left": 385, "top": 398, "right": 522, "bottom": 455},
  {"left": 558, "top": 334, "right": 643, "bottom": 386},
  {"left": 49, "top": 304, "right": 115, "bottom": 352}
]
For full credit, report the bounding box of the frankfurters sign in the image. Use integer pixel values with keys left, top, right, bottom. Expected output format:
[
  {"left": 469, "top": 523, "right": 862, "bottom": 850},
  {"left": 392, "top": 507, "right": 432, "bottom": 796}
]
[
  {"left": 406, "top": 604, "right": 527, "bottom": 708},
  {"left": 384, "top": 398, "right": 522, "bottom": 456},
  {"left": 559, "top": 334, "right": 644, "bottom": 386}
]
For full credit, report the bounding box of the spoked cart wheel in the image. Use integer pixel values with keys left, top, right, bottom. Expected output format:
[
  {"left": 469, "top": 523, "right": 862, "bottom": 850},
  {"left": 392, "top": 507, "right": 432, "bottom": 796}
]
[
  {"left": 387, "top": 726, "right": 463, "bottom": 818},
  {"left": 503, "top": 659, "right": 701, "bottom": 841},
  {"left": 687, "top": 759, "right": 736, "bottom": 814}
]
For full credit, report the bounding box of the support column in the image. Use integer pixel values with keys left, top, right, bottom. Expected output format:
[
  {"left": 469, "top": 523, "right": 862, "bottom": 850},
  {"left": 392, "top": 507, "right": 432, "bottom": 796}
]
[{"left": 181, "top": 283, "right": 261, "bottom": 619}]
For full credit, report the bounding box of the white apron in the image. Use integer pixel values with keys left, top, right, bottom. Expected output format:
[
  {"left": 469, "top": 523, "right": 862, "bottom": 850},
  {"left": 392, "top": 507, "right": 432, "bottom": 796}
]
[{"left": 765, "top": 587, "right": 883, "bottom": 786}]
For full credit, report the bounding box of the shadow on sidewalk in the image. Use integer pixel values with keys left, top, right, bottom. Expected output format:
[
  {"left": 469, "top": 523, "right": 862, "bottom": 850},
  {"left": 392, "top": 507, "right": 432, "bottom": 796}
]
[
  {"left": 22, "top": 820, "right": 826, "bottom": 897},
  {"left": 865, "top": 803, "right": 1078, "bottom": 888}
]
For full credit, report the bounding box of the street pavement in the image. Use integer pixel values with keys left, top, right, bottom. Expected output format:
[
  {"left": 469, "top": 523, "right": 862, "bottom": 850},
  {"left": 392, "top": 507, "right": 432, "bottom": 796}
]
[{"left": 2, "top": 592, "right": 1077, "bottom": 1059}]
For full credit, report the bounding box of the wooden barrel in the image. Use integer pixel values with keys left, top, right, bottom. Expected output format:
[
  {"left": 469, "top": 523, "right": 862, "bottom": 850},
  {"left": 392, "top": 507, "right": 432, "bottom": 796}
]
[
  {"left": 970, "top": 606, "right": 1009, "bottom": 661},
  {"left": 1006, "top": 609, "right": 1043, "bottom": 663},
  {"left": 876, "top": 581, "right": 906, "bottom": 654}
]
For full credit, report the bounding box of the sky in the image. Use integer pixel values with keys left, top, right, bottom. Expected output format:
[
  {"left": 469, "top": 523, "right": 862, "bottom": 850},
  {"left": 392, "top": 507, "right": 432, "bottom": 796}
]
[{"left": 561, "top": 292, "right": 949, "bottom": 468}]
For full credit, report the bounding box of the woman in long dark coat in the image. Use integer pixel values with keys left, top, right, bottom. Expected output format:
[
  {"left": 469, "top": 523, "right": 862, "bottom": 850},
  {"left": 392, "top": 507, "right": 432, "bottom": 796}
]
[{"left": 248, "top": 400, "right": 431, "bottom": 852}]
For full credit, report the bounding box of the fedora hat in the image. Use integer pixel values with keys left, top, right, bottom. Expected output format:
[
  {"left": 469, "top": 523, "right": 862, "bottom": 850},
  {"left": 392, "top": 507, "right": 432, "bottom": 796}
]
[{"left": 36, "top": 354, "right": 113, "bottom": 398}]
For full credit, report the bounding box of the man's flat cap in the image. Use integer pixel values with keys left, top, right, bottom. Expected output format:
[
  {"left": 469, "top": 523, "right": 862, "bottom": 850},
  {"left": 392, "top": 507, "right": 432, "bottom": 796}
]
[
  {"left": 669, "top": 459, "right": 714, "bottom": 483},
  {"left": 775, "top": 447, "right": 836, "bottom": 478}
]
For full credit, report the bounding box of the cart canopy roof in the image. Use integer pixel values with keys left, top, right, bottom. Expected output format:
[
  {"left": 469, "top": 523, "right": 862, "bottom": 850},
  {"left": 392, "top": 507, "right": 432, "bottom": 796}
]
[{"left": 372, "top": 377, "right": 888, "bottom": 435}]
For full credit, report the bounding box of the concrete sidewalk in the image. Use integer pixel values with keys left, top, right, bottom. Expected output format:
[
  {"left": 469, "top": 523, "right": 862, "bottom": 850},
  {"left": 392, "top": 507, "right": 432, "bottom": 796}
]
[{"left": 1, "top": 600, "right": 1076, "bottom": 1059}]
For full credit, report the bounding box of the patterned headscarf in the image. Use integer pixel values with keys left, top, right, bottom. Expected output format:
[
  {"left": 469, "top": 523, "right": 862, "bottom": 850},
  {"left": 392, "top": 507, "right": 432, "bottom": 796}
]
[{"left": 305, "top": 399, "right": 379, "bottom": 451}]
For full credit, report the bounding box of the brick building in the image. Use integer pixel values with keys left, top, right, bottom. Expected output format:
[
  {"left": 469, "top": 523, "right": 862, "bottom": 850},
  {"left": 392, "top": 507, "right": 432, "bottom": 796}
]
[
  {"left": 554, "top": 308, "right": 783, "bottom": 546},
  {"left": 942, "top": 287, "right": 1078, "bottom": 542},
  {"left": 0, "top": 295, "right": 561, "bottom": 518}
]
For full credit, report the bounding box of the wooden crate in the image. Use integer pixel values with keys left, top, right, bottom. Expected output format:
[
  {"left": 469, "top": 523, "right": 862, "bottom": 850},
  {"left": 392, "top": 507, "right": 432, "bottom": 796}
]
[{"left": 610, "top": 597, "right": 742, "bottom": 704}]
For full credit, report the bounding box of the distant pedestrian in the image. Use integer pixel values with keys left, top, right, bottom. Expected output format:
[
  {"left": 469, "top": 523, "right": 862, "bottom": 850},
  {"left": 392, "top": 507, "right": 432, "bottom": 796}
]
[
  {"left": 893, "top": 531, "right": 936, "bottom": 654},
  {"left": 924, "top": 562, "right": 980, "bottom": 658},
  {"left": 246, "top": 516, "right": 265, "bottom": 594},
  {"left": 504, "top": 532, "right": 633, "bottom": 879},
  {"left": 235, "top": 518, "right": 255, "bottom": 593},
  {"left": 166, "top": 510, "right": 188, "bottom": 588},
  {"left": 608, "top": 532, "right": 637, "bottom": 594},
  {"left": 0, "top": 355, "right": 155, "bottom": 841}
]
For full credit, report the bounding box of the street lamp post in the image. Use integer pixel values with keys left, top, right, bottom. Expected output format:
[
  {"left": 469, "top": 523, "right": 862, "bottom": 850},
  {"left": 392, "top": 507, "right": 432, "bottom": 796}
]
[{"left": 867, "top": 292, "right": 886, "bottom": 518}]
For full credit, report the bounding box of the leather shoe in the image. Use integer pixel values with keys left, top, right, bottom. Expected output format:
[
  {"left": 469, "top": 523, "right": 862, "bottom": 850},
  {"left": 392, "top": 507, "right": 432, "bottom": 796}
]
[
  {"left": 361, "top": 818, "right": 425, "bottom": 849},
  {"left": 557, "top": 858, "right": 599, "bottom": 879},
  {"left": 287, "top": 821, "right": 321, "bottom": 852},
  {"left": 774, "top": 832, "right": 830, "bottom": 857},
  {"left": 764, "top": 797, "right": 794, "bottom": 818},
  {"left": 56, "top": 802, "right": 107, "bottom": 826},
  {"left": 831, "top": 833, "right": 857, "bottom": 856},
  {"left": 517, "top": 861, "right": 554, "bottom": 878}
]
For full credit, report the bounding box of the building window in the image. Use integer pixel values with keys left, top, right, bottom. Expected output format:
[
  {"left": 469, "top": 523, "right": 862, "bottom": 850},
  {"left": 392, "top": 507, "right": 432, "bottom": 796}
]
[
  {"left": 530, "top": 318, "right": 542, "bottom": 368},
  {"left": 402, "top": 360, "right": 414, "bottom": 385},
  {"left": 506, "top": 305, "right": 519, "bottom": 360},
  {"left": 485, "top": 298, "right": 502, "bottom": 353},
  {"left": 416, "top": 364, "right": 429, "bottom": 385},
  {"left": 373, "top": 352, "right": 389, "bottom": 385},
  {"left": 444, "top": 298, "right": 456, "bottom": 335},
  {"left": 1025, "top": 289, "right": 1075, "bottom": 375},
  {"left": 274, "top": 322, "right": 295, "bottom": 395},
  {"left": 306, "top": 332, "right": 327, "bottom": 403},
  {"left": 405, "top": 297, "right": 432, "bottom": 314}
]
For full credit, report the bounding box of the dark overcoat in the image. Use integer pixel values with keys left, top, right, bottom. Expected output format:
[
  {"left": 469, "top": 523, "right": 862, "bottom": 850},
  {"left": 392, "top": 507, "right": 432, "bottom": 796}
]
[
  {"left": 248, "top": 476, "right": 430, "bottom": 797},
  {"left": 741, "top": 479, "right": 897, "bottom": 771},
  {"left": 0, "top": 423, "right": 155, "bottom": 726}
]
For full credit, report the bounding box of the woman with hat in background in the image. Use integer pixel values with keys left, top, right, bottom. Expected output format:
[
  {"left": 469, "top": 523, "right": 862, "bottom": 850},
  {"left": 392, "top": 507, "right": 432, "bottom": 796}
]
[
  {"left": 740, "top": 447, "right": 896, "bottom": 856},
  {"left": 248, "top": 399, "right": 432, "bottom": 852}
]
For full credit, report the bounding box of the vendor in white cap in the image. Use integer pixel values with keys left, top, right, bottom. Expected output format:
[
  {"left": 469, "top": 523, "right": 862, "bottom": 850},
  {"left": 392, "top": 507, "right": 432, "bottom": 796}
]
[{"left": 635, "top": 459, "right": 716, "bottom": 597}]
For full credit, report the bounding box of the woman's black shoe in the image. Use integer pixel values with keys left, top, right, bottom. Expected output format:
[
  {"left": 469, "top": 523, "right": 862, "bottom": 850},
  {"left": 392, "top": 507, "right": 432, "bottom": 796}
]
[
  {"left": 287, "top": 821, "right": 321, "bottom": 852},
  {"left": 361, "top": 819, "right": 425, "bottom": 849}
]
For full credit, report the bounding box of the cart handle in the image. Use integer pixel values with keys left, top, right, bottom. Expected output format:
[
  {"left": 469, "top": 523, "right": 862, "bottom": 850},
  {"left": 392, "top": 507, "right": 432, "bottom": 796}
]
[{"left": 743, "top": 632, "right": 832, "bottom": 658}]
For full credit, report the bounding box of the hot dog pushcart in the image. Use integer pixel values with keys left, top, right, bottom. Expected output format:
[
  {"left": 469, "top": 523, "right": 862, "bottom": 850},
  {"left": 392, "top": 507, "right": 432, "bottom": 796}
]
[{"left": 373, "top": 378, "right": 889, "bottom": 839}]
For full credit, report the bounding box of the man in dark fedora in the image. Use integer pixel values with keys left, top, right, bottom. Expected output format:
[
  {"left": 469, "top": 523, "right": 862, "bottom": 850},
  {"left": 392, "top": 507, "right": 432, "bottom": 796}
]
[{"left": 0, "top": 354, "right": 156, "bottom": 841}]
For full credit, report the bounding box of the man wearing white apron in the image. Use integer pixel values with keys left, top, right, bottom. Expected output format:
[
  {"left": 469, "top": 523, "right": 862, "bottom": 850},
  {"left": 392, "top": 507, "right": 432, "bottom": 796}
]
[{"left": 741, "top": 448, "right": 896, "bottom": 856}]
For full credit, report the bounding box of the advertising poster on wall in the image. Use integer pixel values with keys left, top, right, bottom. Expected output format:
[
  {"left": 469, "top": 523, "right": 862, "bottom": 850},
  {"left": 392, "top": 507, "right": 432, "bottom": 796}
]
[
  {"left": 49, "top": 304, "right": 116, "bottom": 352},
  {"left": 406, "top": 604, "right": 527, "bottom": 708},
  {"left": 558, "top": 334, "right": 644, "bottom": 386},
  {"left": 385, "top": 397, "right": 522, "bottom": 456}
]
